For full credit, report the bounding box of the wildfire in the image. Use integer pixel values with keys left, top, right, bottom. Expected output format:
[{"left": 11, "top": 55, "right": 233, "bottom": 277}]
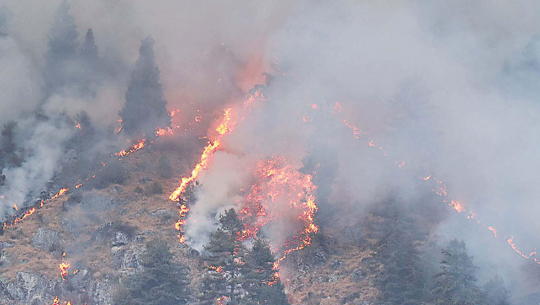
[
  {"left": 335, "top": 103, "right": 540, "bottom": 265},
  {"left": 52, "top": 188, "right": 69, "bottom": 199},
  {"left": 156, "top": 127, "right": 174, "bottom": 137},
  {"left": 239, "top": 156, "right": 318, "bottom": 269},
  {"left": 449, "top": 200, "right": 464, "bottom": 213},
  {"left": 51, "top": 297, "right": 73, "bottom": 305},
  {"left": 115, "top": 139, "right": 147, "bottom": 157},
  {"left": 169, "top": 90, "right": 264, "bottom": 244},
  {"left": 174, "top": 204, "right": 191, "bottom": 243},
  {"left": 59, "top": 262, "right": 70, "bottom": 281},
  {"left": 216, "top": 295, "right": 231, "bottom": 305}
]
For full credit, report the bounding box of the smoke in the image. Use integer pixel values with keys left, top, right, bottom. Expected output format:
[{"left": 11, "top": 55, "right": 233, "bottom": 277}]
[
  {"left": 3, "top": 0, "right": 540, "bottom": 297},
  {"left": 170, "top": 0, "right": 540, "bottom": 295}
]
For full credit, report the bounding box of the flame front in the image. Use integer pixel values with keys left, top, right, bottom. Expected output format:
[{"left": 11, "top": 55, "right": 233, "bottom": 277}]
[
  {"left": 240, "top": 156, "right": 318, "bottom": 270},
  {"left": 170, "top": 91, "right": 263, "bottom": 243},
  {"left": 335, "top": 103, "right": 540, "bottom": 265}
]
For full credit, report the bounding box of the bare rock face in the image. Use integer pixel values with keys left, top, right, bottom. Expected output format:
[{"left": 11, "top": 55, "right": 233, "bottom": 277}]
[
  {"left": 90, "top": 276, "right": 114, "bottom": 305},
  {"left": 351, "top": 269, "right": 365, "bottom": 282},
  {"left": 0, "top": 242, "right": 14, "bottom": 269},
  {"left": 31, "top": 228, "right": 62, "bottom": 253},
  {"left": 5, "top": 272, "right": 58, "bottom": 305},
  {"left": 112, "top": 231, "right": 130, "bottom": 247}
]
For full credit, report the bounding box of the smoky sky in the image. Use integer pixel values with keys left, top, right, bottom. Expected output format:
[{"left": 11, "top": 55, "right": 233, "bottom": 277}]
[{"left": 2, "top": 0, "right": 540, "bottom": 296}]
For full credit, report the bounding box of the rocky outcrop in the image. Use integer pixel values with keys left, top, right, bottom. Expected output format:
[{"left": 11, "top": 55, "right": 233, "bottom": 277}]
[
  {"left": 4, "top": 272, "right": 58, "bottom": 305},
  {"left": 31, "top": 228, "right": 62, "bottom": 253}
]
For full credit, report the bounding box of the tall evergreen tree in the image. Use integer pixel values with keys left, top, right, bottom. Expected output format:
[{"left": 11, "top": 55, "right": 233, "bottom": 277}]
[
  {"left": 483, "top": 275, "right": 510, "bottom": 305},
  {"left": 79, "top": 28, "right": 100, "bottom": 96},
  {"left": 44, "top": 0, "right": 79, "bottom": 92},
  {"left": 431, "top": 239, "right": 485, "bottom": 305},
  {"left": 119, "top": 36, "right": 170, "bottom": 137},
  {"left": 242, "top": 237, "right": 289, "bottom": 305},
  {"left": 80, "top": 28, "right": 98, "bottom": 63},
  {"left": 114, "top": 239, "right": 190, "bottom": 305},
  {"left": 201, "top": 209, "right": 246, "bottom": 305},
  {"left": 373, "top": 200, "right": 427, "bottom": 305}
]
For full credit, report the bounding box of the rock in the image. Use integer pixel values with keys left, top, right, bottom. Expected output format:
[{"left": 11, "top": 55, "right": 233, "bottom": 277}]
[
  {"left": 351, "top": 269, "right": 365, "bottom": 282},
  {"left": 110, "top": 197, "right": 128, "bottom": 207},
  {"left": 111, "top": 244, "right": 144, "bottom": 274},
  {"left": 150, "top": 209, "right": 176, "bottom": 224},
  {"left": 111, "top": 246, "right": 127, "bottom": 269},
  {"left": 187, "top": 248, "right": 200, "bottom": 258},
  {"left": 306, "top": 248, "right": 327, "bottom": 266},
  {"left": 91, "top": 276, "right": 113, "bottom": 305},
  {"left": 108, "top": 185, "right": 124, "bottom": 194},
  {"left": 112, "top": 231, "right": 129, "bottom": 247},
  {"left": 328, "top": 274, "right": 339, "bottom": 282},
  {"left": 361, "top": 256, "right": 375, "bottom": 266},
  {"left": 330, "top": 260, "right": 343, "bottom": 270},
  {"left": 31, "top": 228, "right": 62, "bottom": 253},
  {"left": 0, "top": 248, "right": 11, "bottom": 268},
  {"left": 0, "top": 242, "right": 15, "bottom": 251},
  {"left": 0, "top": 280, "right": 14, "bottom": 302},
  {"left": 92, "top": 222, "right": 136, "bottom": 244},
  {"left": 5, "top": 272, "right": 58, "bottom": 304}
]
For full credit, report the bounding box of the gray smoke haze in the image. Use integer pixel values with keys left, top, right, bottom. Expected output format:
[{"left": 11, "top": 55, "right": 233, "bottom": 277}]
[
  {"left": 173, "top": 0, "right": 540, "bottom": 297},
  {"left": 2, "top": 0, "right": 540, "bottom": 298}
]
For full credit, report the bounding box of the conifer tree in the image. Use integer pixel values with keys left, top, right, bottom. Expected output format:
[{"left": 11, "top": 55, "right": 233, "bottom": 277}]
[
  {"left": 242, "top": 237, "right": 289, "bottom": 305},
  {"left": 119, "top": 36, "right": 170, "bottom": 137},
  {"left": 81, "top": 28, "right": 98, "bottom": 64},
  {"left": 44, "top": 0, "right": 79, "bottom": 92},
  {"left": 483, "top": 275, "right": 510, "bottom": 305},
  {"left": 374, "top": 200, "right": 427, "bottom": 305},
  {"left": 114, "top": 239, "right": 190, "bottom": 305},
  {"left": 431, "top": 239, "right": 485, "bottom": 305},
  {"left": 201, "top": 209, "right": 246, "bottom": 305}
]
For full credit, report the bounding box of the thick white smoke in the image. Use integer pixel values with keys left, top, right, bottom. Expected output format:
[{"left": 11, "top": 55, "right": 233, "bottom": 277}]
[{"left": 3, "top": 0, "right": 540, "bottom": 297}]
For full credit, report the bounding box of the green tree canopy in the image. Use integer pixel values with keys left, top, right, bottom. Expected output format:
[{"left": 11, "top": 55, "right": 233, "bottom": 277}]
[
  {"left": 114, "top": 239, "right": 190, "bottom": 305},
  {"left": 431, "top": 239, "right": 484, "bottom": 305},
  {"left": 120, "top": 36, "right": 170, "bottom": 137}
]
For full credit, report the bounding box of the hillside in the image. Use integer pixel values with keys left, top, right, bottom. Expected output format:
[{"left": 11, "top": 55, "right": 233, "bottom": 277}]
[{"left": 0, "top": 137, "right": 384, "bottom": 305}]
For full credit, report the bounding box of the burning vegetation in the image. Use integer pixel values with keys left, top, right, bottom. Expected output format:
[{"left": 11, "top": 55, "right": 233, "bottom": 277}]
[{"left": 2, "top": 1, "right": 540, "bottom": 305}]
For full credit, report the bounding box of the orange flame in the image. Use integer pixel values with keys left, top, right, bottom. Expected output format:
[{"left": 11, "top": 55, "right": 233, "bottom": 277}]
[
  {"left": 169, "top": 91, "right": 264, "bottom": 244},
  {"left": 52, "top": 188, "right": 69, "bottom": 199},
  {"left": 155, "top": 127, "right": 174, "bottom": 137},
  {"left": 115, "top": 139, "right": 147, "bottom": 157},
  {"left": 239, "top": 156, "right": 318, "bottom": 269},
  {"left": 336, "top": 104, "right": 540, "bottom": 265},
  {"left": 59, "top": 262, "right": 70, "bottom": 281}
]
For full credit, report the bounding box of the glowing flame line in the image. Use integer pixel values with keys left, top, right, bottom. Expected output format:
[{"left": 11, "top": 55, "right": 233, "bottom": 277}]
[
  {"left": 169, "top": 91, "right": 262, "bottom": 243},
  {"left": 335, "top": 104, "right": 540, "bottom": 265}
]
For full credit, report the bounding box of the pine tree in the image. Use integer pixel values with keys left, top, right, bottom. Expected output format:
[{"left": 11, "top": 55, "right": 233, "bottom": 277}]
[
  {"left": 431, "top": 239, "right": 485, "bottom": 305},
  {"left": 119, "top": 36, "right": 170, "bottom": 137},
  {"left": 242, "top": 237, "right": 289, "bottom": 305},
  {"left": 483, "top": 275, "right": 510, "bottom": 305},
  {"left": 374, "top": 200, "right": 427, "bottom": 305},
  {"left": 81, "top": 28, "right": 98, "bottom": 63},
  {"left": 44, "top": 0, "right": 79, "bottom": 92},
  {"left": 201, "top": 209, "right": 246, "bottom": 305},
  {"left": 114, "top": 239, "right": 190, "bottom": 305}
]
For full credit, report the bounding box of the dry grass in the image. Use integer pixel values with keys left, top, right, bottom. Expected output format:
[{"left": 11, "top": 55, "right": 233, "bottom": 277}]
[{"left": 0, "top": 137, "right": 382, "bottom": 305}]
